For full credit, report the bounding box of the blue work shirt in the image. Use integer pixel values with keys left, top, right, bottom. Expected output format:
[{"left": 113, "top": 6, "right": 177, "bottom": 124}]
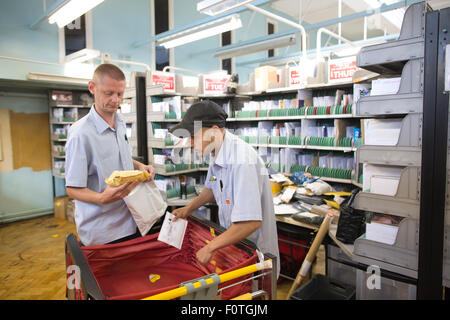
[
  {"left": 205, "top": 131, "right": 280, "bottom": 277},
  {"left": 65, "top": 106, "right": 136, "bottom": 246}
]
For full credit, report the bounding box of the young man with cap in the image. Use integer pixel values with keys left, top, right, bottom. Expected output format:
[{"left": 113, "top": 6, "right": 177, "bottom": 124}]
[
  {"left": 65, "top": 63, "right": 155, "bottom": 246},
  {"left": 171, "top": 100, "right": 279, "bottom": 277}
]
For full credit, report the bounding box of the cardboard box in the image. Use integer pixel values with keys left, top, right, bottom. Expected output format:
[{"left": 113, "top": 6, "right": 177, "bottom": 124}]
[
  {"left": 66, "top": 199, "right": 75, "bottom": 223},
  {"left": 54, "top": 196, "right": 68, "bottom": 220},
  {"left": 254, "top": 66, "right": 277, "bottom": 92}
]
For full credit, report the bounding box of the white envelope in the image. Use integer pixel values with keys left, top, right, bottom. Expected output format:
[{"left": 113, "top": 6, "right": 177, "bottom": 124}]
[{"left": 157, "top": 212, "right": 188, "bottom": 250}]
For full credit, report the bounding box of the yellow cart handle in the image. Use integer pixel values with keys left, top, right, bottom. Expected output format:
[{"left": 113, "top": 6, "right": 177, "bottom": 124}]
[{"left": 142, "top": 260, "right": 272, "bottom": 300}]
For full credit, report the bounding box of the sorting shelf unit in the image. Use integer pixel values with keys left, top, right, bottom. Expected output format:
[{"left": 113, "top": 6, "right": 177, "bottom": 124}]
[
  {"left": 357, "top": 113, "right": 422, "bottom": 167},
  {"left": 348, "top": 2, "right": 428, "bottom": 283},
  {"left": 145, "top": 71, "right": 208, "bottom": 203},
  {"left": 355, "top": 59, "right": 424, "bottom": 116},
  {"left": 48, "top": 90, "right": 92, "bottom": 180},
  {"left": 231, "top": 86, "right": 361, "bottom": 186},
  {"left": 123, "top": 72, "right": 143, "bottom": 159}
]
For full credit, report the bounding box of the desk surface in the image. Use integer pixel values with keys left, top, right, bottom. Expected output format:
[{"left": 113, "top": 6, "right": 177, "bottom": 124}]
[
  {"left": 276, "top": 215, "right": 355, "bottom": 260},
  {"left": 275, "top": 215, "right": 319, "bottom": 231}
]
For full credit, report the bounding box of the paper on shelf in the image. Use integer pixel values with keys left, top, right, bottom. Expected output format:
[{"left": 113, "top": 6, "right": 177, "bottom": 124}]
[
  {"left": 363, "top": 118, "right": 402, "bottom": 146},
  {"left": 370, "top": 175, "right": 400, "bottom": 196},
  {"left": 157, "top": 212, "right": 188, "bottom": 249},
  {"left": 365, "top": 222, "right": 399, "bottom": 245},
  {"left": 370, "top": 77, "right": 401, "bottom": 96},
  {"left": 362, "top": 164, "right": 402, "bottom": 196}
]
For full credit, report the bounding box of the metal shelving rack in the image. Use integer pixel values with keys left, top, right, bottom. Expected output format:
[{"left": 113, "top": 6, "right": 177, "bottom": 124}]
[
  {"left": 328, "top": 2, "right": 450, "bottom": 299},
  {"left": 349, "top": 2, "right": 429, "bottom": 291},
  {"left": 122, "top": 72, "right": 141, "bottom": 160},
  {"left": 48, "top": 90, "right": 92, "bottom": 183},
  {"left": 145, "top": 74, "right": 370, "bottom": 190},
  {"left": 419, "top": 5, "right": 450, "bottom": 299},
  {"left": 145, "top": 72, "right": 204, "bottom": 205}
]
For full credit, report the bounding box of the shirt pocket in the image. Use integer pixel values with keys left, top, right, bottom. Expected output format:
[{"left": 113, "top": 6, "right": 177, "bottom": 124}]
[
  {"left": 221, "top": 189, "right": 233, "bottom": 222},
  {"left": 209, "top": 180, "right": 222, "bottom": 207}
]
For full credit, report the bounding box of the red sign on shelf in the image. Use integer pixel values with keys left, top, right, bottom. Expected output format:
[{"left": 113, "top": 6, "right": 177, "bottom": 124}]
[
  {"left": 289, "top": 67, "right": 302, "bottom": 87},
  {"left": 328, "top": 57, "right": 358, "bottom": 83},
  {"left": 51, "top": 91, "right": 72, "bottom": 104},
  {"left": 152, "top": 72, "right": 175, "bottom": 92},
  {"left": 203, "top": 74, "right": 229, "bottom": 95}
]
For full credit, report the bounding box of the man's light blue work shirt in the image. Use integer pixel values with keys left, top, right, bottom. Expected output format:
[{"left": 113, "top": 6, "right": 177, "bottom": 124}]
[
  {"left": 205, "top": 131, "right": 280, "bottom": 277},
  {"left": 65, "top": 106, "right": 136, "bottom": 246}
]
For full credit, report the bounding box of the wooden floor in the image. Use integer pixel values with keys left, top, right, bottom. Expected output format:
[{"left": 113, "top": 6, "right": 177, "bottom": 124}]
[
  {"left": 0, "top": 215, "right": 78, "bottom": 300},
  {"left": 0, "top": 215, "right": 324, "bottom": 300}
]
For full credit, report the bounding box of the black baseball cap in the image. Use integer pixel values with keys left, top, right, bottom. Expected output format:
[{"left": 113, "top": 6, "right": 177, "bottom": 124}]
[{"left": 170, "top": 100, "right": 228, "bottom": 136}]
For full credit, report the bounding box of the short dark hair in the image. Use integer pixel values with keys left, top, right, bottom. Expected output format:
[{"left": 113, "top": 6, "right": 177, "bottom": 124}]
[{"left": 93, "top": 63, "right": 125, "bottom": 83}]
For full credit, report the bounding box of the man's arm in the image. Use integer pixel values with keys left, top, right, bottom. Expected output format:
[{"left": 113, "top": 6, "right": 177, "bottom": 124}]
[
  {"left": 66, "top": 181, "right": 139, "bottom": 205},
  {"left": 172, "top": 187, "right": 215, "bottom": 221},
  {"left": 196, "top": 220, "right": 262, "bottom": 265}
]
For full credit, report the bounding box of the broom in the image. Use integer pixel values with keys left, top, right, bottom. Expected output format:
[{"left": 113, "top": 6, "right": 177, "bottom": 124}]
[{"left": 286, "top": 211, "right": 335, "bottom": 300}]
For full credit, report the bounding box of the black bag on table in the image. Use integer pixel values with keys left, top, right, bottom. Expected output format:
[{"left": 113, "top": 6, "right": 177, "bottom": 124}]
[{"left": 335, "top": 189, "right": 366, "bottom": 244}]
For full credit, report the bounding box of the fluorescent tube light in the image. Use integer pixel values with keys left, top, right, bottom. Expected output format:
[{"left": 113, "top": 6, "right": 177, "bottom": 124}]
[
  {"left": 65, "top": 48, "right": 100, "bottom": 64},
  {"left": 48, "top": 0, "right": 104, "bottom": 28},
  {"left": 214, "top": 33, "right": 296, "bottom": 59},
  {"left": 197, "top": 0, "right": 254, "bottom": 16},
  {"left": 27, "top": 72, "right": 90, "bottom": 86},
  {"left": 157, "top": 14, "right": 242, "bottom": 49}
]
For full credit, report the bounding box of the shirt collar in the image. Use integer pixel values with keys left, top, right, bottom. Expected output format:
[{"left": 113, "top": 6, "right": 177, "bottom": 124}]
[
  {"left": 213, "top": 130, "right": 232, "bottom": 168},
  {"left": 89, "top": 105, "right": 122, "bottom": 134}
]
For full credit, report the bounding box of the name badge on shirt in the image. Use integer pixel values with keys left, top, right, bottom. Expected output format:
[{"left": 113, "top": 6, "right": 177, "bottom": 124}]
[{"left": 209, "top": 176, "right": 217, "bottom": 182}]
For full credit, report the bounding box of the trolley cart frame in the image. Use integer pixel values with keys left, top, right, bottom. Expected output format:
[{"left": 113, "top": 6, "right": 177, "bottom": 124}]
[{"left": 65, "top": 214, "right": 277, "bottom": 300}]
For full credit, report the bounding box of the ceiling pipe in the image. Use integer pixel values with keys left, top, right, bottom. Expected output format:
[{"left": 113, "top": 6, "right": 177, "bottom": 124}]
[
  {"left": 162, "top": 66, "right": 202, "bottom": 75},
  {"left": 316, "top": 27, "right": 357, "bottom": 59}
]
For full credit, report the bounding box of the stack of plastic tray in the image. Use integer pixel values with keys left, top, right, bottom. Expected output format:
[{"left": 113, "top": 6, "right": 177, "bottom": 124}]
[{"left": 351, "top": 2, "right": 427, "bottom": 283}]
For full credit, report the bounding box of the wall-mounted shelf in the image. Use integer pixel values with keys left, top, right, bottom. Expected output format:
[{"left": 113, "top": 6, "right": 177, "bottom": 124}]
[
  {"left": 353, "top": 218, "right": 419, "bottom": 278},
  {"left": 48, "top": 90, "right": 92, "bottom": 181},
  {"left": 358, "top": 146, "right": 421, "bottom": 167},
  {"left": 355, "top": 166, "right": 420, "bottom": 219},
  {"left": 355, "top": 58, "right": 423, "bottom": 116}
]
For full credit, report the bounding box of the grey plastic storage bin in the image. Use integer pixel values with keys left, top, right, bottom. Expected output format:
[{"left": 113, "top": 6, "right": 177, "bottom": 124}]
[
  {"left": 356, "top": 269, "right": 416, "bottom": 300},
  {"left": 327, "top": 246, "right": 357, "bottom": 289},
  {"left": 290, "top": 275, "right": 356, "bottom": 300}
]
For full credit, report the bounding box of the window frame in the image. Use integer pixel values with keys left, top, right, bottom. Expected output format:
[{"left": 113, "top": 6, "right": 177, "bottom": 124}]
[
  {"left": 58, "top": 12, "right": 93, "bottom": 64},
  {"left": 151, "top": 0, "right": 174, "bottom": 71},
  {"left": 219, "top": 29, "right": 235, "bottom": 75},
  {"left": 266, "top": 18, "right": 278, "bottom": 58}
]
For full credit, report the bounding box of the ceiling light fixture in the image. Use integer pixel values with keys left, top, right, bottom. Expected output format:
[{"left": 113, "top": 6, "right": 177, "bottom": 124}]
[
  {"left": 197, "top": 0, "right": 254, "bottom": 16},
  {"left": 48, "top": 0, "right": 104, "bottom": 28},
  {"left": 157, "top": 14, "right": 242, "bottom": 49}
]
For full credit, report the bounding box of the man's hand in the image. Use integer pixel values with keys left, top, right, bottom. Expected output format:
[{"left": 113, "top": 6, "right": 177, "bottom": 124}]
[
  {"left": 99, "top": 181, "right": 139, "bottom": 205},
  {"left": 172, "top": 206, "right": 193, "bottom": 222},
  {"left": 196, "top": 244, "right": 215, "bottom": 266},
  {"left": 133, "top": 160, "right": 155, "bottom": 181}
]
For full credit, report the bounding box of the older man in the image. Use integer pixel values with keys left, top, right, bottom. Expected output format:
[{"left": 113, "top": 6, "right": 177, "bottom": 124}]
[{"left": 65, "top": 63, "right": 154, "bottom": 246}]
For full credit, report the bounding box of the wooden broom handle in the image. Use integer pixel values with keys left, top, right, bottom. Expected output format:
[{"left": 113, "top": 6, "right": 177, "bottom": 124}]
[{"left": 286, "top": 213, "right": 333, "bottom": 299}]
